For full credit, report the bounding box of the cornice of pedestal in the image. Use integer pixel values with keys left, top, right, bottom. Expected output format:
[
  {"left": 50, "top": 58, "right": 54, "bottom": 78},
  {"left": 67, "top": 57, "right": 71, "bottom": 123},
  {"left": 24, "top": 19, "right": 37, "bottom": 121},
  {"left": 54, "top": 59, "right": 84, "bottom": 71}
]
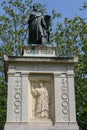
[{"left": 4, "top": 54, "right": 78, "bottom": 64}]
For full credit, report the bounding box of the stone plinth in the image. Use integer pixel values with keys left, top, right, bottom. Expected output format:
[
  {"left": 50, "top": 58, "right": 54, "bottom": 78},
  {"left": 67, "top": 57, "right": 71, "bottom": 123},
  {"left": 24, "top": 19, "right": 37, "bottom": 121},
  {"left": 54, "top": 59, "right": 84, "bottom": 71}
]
[
  {"left": 4, "top": 55, "right": 79, "bottom": 130},
  {"left": 22, "top": 45, "right": 56, "bottom": 57}
]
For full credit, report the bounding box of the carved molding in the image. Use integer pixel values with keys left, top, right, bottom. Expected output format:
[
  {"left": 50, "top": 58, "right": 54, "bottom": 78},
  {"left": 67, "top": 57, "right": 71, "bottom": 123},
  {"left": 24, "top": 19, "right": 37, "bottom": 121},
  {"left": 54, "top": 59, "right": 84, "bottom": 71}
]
[
  {"left": 61, "top": 74, "right": 69, "bottom": 121},
  {"left": 53, "top": 73, "right": 61, "bottom": 78},
  {"left": 14, "top": 73, "right": 22, "bottom": 121}
]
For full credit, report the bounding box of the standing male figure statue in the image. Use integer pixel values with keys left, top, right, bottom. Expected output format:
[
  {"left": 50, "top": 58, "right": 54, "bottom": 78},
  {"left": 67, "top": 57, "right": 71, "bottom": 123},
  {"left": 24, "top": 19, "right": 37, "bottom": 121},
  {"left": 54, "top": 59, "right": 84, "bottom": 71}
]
[{"left": 28, "top": 3, "right": 51, "bottom": 45}]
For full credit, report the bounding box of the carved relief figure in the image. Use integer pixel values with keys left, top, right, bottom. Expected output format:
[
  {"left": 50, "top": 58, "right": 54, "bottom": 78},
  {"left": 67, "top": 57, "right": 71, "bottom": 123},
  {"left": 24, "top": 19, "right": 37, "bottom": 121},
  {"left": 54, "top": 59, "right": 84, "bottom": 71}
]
[{"left": 31, "top": 81, "right": 49, "bottom": 119}]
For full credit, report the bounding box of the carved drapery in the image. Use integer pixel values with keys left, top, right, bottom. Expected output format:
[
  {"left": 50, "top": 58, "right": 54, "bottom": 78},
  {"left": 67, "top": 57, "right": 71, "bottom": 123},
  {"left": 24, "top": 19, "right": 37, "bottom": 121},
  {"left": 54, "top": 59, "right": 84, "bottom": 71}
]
[{"left": 31, "top": 81, "right": 50, "bottom": 119}]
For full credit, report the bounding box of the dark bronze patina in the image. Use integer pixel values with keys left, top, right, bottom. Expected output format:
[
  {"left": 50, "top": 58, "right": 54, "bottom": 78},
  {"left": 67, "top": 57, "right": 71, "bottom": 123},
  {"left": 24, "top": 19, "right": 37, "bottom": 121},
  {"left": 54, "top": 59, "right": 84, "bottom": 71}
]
[{"left": 28, "top": 3, "right": 51, "bottom": 45}]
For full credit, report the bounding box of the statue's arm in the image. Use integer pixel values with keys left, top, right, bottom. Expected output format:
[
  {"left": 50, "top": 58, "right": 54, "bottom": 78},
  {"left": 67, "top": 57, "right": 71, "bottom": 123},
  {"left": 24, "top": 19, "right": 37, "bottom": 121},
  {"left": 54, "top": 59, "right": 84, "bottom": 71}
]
[
  {"left": 28, "top": 14, "right": 34, "bottom": 24},
  {"left": 28, "top": 14, "right": 32, "bottom": 24},
  {"left": 31, "top": 83, "right": 37, "bottom": 97},
  {"left": 41, "top": 16, "right": 47, "bottom": 29},
  {"left": 28, "top": 13, "right": 40, "bottom": 24}
]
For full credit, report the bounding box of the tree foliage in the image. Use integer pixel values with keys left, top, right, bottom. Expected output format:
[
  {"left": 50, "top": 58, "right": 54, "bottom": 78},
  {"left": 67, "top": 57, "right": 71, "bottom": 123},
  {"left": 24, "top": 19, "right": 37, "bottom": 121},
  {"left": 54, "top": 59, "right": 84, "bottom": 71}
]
[
  {"left": 0, "top": 0, "right": 33, "bottom": 56},
  {"left": 0, "top": 0, "right": 47, "bottom": 129},
  {"left": 0, "top": 0, "right": 87, "bottom": 130},
  {"left": 53, "top": 9, "right": 87, "bottom": 130}
]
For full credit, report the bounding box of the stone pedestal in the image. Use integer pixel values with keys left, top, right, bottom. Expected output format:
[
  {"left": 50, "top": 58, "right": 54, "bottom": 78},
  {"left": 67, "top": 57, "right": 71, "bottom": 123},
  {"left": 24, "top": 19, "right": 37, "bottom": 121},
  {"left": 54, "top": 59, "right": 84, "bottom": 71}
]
[
  {"left": 22, "top": 45, "right": 56, "bottom": 57},
  {"left": 4, "top": 49, "right": 79, "bottom": 130}
]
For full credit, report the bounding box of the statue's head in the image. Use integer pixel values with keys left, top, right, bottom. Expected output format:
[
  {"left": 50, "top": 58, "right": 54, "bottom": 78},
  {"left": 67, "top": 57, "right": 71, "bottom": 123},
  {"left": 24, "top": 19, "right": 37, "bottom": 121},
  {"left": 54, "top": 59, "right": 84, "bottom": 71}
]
[
  {"left": 39, "top": 80, "right": 44, "bottom": 88},
  {"left": 33, "top": 3, "right": 38, "bottom": 11}
]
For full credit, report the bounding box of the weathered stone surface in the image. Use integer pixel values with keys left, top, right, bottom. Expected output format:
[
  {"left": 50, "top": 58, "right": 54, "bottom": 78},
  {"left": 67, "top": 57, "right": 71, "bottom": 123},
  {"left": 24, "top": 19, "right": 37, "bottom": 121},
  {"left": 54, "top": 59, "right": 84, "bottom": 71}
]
[
  {"left": 4, "top": 55, "right": 79, "bottom": 130},
  {"left": 22, "top": 45, "right": 56, "bottom": 57}
]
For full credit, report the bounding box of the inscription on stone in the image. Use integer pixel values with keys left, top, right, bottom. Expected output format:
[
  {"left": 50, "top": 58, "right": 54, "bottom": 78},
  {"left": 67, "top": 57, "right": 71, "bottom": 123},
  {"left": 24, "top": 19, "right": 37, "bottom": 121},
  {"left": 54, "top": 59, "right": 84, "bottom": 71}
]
[
  {"left": 23, "top": 46, "right": 56, "bottom": 57},
  {"left": 24, "top": 49, "right": 54, "bottom": 55}
]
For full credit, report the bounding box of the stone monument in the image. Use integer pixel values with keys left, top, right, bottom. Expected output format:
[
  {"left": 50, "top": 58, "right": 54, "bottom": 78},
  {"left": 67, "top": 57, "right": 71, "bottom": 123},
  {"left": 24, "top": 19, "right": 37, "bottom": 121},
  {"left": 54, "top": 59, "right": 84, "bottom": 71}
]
[{"left": 4, "top": 3, "right": 79, "bottom": 130}]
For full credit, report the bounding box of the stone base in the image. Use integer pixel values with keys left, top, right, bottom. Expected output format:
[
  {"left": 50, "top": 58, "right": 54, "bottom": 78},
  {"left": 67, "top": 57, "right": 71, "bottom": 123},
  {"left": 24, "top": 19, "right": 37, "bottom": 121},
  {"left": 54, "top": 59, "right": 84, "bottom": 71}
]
[
  {"left": 4, "top": 122, "right": 79, "bottom": 130},
  {"left": 30, "top": 119, "right": 52, "bottom": 126},
  {"left": 4, "top": 55, "right": 79, "bottom": 130},
  {"left": 22, "top": 45, "right": 56, "bottom": 57}
]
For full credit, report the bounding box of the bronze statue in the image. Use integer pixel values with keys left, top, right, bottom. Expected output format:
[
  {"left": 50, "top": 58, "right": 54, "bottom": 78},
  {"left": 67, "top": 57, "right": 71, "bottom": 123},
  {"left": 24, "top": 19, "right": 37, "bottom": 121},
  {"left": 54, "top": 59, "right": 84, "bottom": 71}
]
[{"left": 28, "top": 3, "right": 51, "bottom": 45}]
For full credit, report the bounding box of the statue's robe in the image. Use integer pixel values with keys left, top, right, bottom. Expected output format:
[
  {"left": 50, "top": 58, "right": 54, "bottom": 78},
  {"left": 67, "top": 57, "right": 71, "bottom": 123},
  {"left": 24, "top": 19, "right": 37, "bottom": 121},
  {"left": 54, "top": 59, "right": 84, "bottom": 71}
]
[
  {"left": 28, "top": 11, "right": 50, "bottom": 44},
  {"left": 32, "top": 87, "right": 49, "bottom": 118}
]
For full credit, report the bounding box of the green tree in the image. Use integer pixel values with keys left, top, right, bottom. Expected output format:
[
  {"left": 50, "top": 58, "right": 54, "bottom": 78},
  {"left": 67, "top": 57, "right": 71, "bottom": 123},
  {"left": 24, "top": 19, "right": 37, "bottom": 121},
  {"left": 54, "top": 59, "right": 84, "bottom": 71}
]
[
  {"left": 0, "top": 0, "right": 47, "bottom": 129},
  {"left": 0, "top": 0, "right": 33, "bottom": 56},
  {"left": 53, "top": 6, "right": 87, "bottom": 129}
]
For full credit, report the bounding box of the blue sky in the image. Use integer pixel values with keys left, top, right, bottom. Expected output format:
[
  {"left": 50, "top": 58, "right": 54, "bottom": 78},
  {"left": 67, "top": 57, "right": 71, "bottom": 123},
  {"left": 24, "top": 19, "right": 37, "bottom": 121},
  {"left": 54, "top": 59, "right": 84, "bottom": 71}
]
[
  {"left": 0, "top": 0, "right": 86, "bottom": 19},
  {"left": 0, "top": 0, "right": 87, "bottom": 26},
  {"left": 32, "top": 0, "right": 86, "bottom": 19},
  {"left": 31, "top": 0, "right": 87, "bottom": 29}
]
